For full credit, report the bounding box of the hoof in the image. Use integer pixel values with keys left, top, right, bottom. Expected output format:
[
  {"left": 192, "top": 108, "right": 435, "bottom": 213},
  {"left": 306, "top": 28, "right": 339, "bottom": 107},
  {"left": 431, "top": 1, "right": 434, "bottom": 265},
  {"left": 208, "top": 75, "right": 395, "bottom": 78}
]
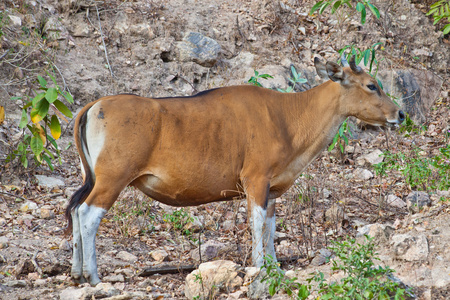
[{"left": 83, "top": 272, "right": 101, "bottom": 286}]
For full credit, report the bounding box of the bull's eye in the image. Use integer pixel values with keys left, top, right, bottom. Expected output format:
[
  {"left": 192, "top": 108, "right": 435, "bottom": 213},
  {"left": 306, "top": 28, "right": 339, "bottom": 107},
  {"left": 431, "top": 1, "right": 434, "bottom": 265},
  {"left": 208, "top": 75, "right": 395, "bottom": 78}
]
[{"left": 367, "top": 84, "right": 377, "bottom": 91}]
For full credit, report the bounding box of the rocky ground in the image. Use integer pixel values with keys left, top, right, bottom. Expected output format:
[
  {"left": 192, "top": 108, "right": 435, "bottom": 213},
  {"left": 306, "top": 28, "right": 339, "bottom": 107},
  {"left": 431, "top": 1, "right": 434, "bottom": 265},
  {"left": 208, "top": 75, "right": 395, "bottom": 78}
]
[{"left": 0, "top": 0, "right": 449, "bottom": 299}]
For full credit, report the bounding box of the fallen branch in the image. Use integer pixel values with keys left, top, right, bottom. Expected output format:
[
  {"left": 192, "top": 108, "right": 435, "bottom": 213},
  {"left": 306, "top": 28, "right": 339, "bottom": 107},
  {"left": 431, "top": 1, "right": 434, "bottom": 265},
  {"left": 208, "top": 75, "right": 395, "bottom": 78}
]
[
  {"left": 32, "top": 250, "right": 43, "bottom": 276},
  {"left": 138, "top": 264, "right": 198, "bottom": 276},
  {"left": 138, "top": 255, "right": 307, "bottom": 277}
]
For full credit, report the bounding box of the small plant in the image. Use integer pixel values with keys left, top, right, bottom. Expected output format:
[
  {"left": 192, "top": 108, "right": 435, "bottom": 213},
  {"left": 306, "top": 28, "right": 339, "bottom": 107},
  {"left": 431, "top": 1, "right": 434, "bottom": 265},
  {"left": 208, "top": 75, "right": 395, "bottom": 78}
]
[
  {"left": 427, "top": 0, "right": 450, "bottom": 35},
  {"left": 374, "top": 146, "right": 450, "bottom": 191},
  {"left": 339, "top": 42, "right": 383, "bottom": 78},
  {"left": 6, "top": 73, "right": 73, "bottom": 170},
  {"left": 328, "top": 117, "right": 353, "bottom": 153},
  {"left": 163, "top": 208, "right": 194, "bottom": 236},
  {"left": 248, "top": 70, "right": 274, "bottom": 87},
  {"left": 277, "top": 66, "right": 308, "bottom": 93},
  {"left": 307, "top": 236, "right": 407, "bottom": 300},
  {"left": 261, "top": 255, "right": 310, "bottom": 299},
  {"left": 398, "top": 113, "right": 426, "bottom": 136},
  {"left": 310, "top": 0, "right": 380, "bottom": 25}
]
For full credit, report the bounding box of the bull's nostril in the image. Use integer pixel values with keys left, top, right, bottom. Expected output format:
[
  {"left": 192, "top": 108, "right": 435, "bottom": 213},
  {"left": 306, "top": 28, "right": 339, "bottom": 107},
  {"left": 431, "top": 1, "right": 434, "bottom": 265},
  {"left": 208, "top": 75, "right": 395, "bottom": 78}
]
[{"left": 398, "top": 110, "right": 405, "bottom": 122}]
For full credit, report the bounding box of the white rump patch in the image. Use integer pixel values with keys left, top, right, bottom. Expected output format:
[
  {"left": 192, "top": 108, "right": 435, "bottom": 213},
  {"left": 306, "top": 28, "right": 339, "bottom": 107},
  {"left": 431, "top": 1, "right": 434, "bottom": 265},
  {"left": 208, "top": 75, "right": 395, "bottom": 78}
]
[{"left": 85, "top": 103, "right": 106, "bottom": 175}]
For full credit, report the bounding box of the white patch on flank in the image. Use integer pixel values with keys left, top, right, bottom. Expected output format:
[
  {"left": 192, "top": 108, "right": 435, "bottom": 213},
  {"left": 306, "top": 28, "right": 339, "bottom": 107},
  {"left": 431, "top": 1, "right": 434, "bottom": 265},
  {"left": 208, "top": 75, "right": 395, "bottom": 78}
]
[
  {"left": 251, "top": 205, "right": 267, "bottom": 267},
  {"left": 79, "top": 157, "right": 86, "bottom": 180},
  {"left": 78, "top": 202, "right": 107, "bottom": 285},
  {"left": 85, "top": 103, "right": 106, "bottom": 175}
]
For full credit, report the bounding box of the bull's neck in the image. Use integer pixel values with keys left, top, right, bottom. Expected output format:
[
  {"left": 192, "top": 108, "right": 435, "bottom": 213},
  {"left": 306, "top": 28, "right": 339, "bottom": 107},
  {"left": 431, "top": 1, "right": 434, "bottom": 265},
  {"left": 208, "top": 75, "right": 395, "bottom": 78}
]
[{"left": 283, "top": 81, "right": 347, "bottom": 167}]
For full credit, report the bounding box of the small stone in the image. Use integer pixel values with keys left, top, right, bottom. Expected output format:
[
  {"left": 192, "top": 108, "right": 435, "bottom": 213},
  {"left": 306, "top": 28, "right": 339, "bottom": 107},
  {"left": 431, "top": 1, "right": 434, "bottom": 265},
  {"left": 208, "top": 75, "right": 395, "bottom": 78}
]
[
  {"left": 177, "top": 32, "right": 221, "bottom": 67},
  {"left": 358, "top": 149, "right": 384, "bottom": 165},
  {"left": 20, "top": 201, "right": 38, "bottom": 212},
  {"left": 35, "top": 175, "right": 65, "bottom": 188},
  {"left": 356, "top": 223, "right": 394, "bottom": 245},
  {"left": 59, "top": 239, "right": 71, "bottom": 251},
  {"left": 4, "top": 280, "right": 27, "bottom": 287},
  {"left": 103, "top": 274, "right": 125, "bottom": 283},
  {"left": 298, "top": 26, "right": 306, "bottom": 35},
  {"left": 40, "top": 206, "right": 55, "bottom": 219},
  {"left": 8, "top": 15, "right": 22, "bottom": 27},
  {"left": 150, "top": 250, "right": 169, "bottom": 262},
  {"left": 34, "top": 279, "right": 47, "bottom": 286},
  {"left": 386, "top": 194, "right": 406, "bottom": 208},
  {"left": 406, "top": 191, "right": 431, "bottom": 213},
  {"left": 353, "top": 168, "right": 374, "bottom": 181},
  {"left": 116, "top": 251, "right": 138, "bottom": 262},
  {"left": 391, "top": 234, "right": 429, "bottom": 261},
  {"left": 0, "top": 236, "right": 8, "bottom": 249},
  {"left": 27, "top": 272, "right": 40, "bottom": 280}
]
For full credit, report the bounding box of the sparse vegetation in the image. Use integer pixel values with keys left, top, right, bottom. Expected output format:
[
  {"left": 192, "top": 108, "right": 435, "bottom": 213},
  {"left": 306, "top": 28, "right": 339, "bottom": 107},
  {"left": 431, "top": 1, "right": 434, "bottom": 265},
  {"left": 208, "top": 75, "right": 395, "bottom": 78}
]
[{"left": 6, "top": 73, "right": 73, "bottom": 170}]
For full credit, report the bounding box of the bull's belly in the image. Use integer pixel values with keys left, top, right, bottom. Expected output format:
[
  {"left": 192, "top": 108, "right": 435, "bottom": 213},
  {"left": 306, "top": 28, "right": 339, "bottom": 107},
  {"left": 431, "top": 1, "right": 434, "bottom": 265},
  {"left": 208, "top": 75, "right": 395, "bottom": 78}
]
[{"left": 131, "top": 174, "right": 243, "bottom": 207}]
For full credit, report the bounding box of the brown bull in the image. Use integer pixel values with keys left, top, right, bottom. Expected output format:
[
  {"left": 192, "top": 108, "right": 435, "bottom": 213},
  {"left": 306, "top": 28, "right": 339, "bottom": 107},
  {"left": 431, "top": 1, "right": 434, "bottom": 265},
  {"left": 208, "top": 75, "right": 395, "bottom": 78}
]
[{"left": 66, "top": 56, "right": 405, "bottom": 285}]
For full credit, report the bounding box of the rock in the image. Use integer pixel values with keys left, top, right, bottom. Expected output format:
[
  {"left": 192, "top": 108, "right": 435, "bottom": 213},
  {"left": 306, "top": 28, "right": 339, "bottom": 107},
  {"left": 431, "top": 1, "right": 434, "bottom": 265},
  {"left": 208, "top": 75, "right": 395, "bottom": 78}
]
[
  {"left": 177, "top": 32, "right": 221, "bottom": 67},
  {"left": 325, "top": 204, "right": 347, "bottom": 223},
  {"left": 116, "top": 251, "right": 138, "bottom": 263},
  {"left": 35, "top": 175, "right": 65, "bottom": 188},
  {"left": 149, "top": 250, "right": 169, "bottom": 262},
  {"left": 412, "top": 48, "right": 433, "bottom": 57},
  {"left": 386, "top": 194, "right": 407, "bottom": 208},
  {"left": 103, "top": 274, "right": 125, "bottom": 283},
  {"left": 8, "top": 15, "right": 22, "bottom": 28},
  {"left": 59, "top": 239, "right": 71, "bottom": 251},
  {"left": 311, "top": 248, "right": 333, "bottom": 266},
  {"left": 358, "top": 149, "right": 384, "bottom": 165},
  {"left": 185, "top": 260, "right": 242, "bottom": 299},
  {"left": 353, "top": 168, "right": 374, "bottom": 181},
  {"left": 183, "top": 216, "right": 203, "bottom": 233},
  {"left": 356, "top": 223, "right": 394, "bottom": 245},
  {"left": 15, "top": 259, "right": 35, "bottom": 276},
  {"left": 40, "top": 206, "right": 55, "bottom": 219},
  {"left": 378, "top": 69, "right": 444, "bottom": 124},
  {"left": 247, "top": 270, "right": 269, "bottom": 299},
  {"left": 391, "top": 234, "right": 429, "bottom": 261},
  {"left": 60, "top": 282, "right": 120, "bottom": 300},
  {"left": 4, "top": 280, "right": 27, "bottom": 287},
  {"left": 243, "top": 267, "right": 260, "bottom": 286},
  {"left": 0, "top": 236, "right": 8, "bottom": 249},
  {"left": 190, "top": 240, "right": 232, "bottom": 262},
  {"left": 42, "top": 15, "right": 69, "bottom": 40},
  {"left": 20, "top": 201, "right": 38, "bottom": 212},
  {"left": 406, "top": 191, "right": 431, "bottom": 213}
]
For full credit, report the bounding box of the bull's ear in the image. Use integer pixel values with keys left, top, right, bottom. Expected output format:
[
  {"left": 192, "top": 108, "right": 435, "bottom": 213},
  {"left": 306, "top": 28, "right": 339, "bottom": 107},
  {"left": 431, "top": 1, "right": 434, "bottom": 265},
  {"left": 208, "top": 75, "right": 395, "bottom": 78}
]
[
  {"left": 326, "top": 61, "right": 348, "bottom": 84},
  {"left": 314, "top": 57, "right": 329, "bottom": 79}
]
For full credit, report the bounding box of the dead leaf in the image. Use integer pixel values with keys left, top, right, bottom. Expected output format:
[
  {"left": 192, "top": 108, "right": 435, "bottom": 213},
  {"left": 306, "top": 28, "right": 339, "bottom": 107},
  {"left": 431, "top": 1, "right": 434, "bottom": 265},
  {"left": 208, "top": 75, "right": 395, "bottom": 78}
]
[{"left": 0, "top": 105, "right": 4, "bottom": 124}]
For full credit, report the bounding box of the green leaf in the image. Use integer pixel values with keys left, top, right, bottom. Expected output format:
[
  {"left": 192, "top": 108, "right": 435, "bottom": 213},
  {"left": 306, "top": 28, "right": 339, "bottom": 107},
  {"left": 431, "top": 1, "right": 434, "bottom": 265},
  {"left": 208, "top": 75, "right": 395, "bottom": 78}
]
[
  {"left": 309, "top": 1, "right": 324, "bottom": 14},
  {"left": 363, "top": 50, "right": 370, "bottom": 66},
  {"left": 30, "top": 135, "right": 44, "bottom": 158},
  {"left": 30, "top": 99, "right": 49, "bottom": 123},
  {"left": 45, "top": 87, "right": 58, "bottom": 103},
  {"left": 49, "top": 115, "right": 61, "bottom": 140},
  {"left": 37, "top": 76, "right": 47, "bottom": 88},
  {"left": 368, "top": 3, "right": 380, "bottom": 19},
  {"left": 53, "top": 100, "right": 73, "bottom": 118},
  {"left": 42, "top": 154, "right": 54, "bottom": 170},
  {"left": 443, "top": 24, "right": 450, "bottom": 35},
  {"left": 32, "top": 93, "right": 45, "bottom": 106},
  {"left": 19, "top": 109, "right": 28, "bottom": 128},
  {"left": 332, "top": 1, "right": 342, "bottom": 14},
  {"left": 62, "top": 91, "right": 74, "bottom": 104},
  {"left": 319, "top": 2, "right": 330, "bottom": 14},
  {"left": 360, "top": 6, "right": 367, "bottom": 24},
  {"left": 356, "top": 2, "right": 364, "bottom": 12}
]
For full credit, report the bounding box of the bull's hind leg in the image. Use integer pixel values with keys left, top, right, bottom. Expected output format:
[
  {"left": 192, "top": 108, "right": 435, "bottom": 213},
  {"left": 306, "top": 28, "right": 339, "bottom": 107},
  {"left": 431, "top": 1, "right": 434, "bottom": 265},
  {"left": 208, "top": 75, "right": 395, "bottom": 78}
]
[
  {"left": 78, "top": 178, "right": 125, "bottom": 286},
  {"left": 263, "top": 198, "right": 277, "bottom": 262},
  {"left": 71, "top": 205, "right": 85, "bottom": 283}
]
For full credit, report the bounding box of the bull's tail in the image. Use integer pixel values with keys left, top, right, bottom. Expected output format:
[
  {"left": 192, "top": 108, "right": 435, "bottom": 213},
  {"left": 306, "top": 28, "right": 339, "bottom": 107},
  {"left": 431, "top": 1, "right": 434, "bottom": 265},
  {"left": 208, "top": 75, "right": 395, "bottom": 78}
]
[{"left": 64, "top": 104, "right": 96, "bottom": 235}]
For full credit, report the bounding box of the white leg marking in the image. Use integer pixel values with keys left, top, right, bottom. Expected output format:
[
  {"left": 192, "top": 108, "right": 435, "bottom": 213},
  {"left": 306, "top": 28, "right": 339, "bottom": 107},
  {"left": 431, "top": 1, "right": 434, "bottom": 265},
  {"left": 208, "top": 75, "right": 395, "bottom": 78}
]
[
  {"left": 71, "top": 205, "right": 83, "bottom": 281},
  {"left": 78, "top": 202, "right": 106, "bottom": 286},
  {"left": 251, "top": 205, "right": 267, "bottom": 267},
  {"left": 264, "top": 199, "right": 277, "bottom": 262}
]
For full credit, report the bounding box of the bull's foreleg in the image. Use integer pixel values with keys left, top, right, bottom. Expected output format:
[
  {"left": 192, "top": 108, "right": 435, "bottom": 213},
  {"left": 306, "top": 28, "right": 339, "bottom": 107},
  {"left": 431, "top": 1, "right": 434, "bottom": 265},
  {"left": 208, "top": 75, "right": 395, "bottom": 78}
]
[
  {"left": 78, "top": 202, "right": 106, "bottom": 286},
  {"left": 246, "top": 177, "right": 271, "bottom": 267},
  {"left": 263, "top": 198, "right": 277, "bottom": 262}
]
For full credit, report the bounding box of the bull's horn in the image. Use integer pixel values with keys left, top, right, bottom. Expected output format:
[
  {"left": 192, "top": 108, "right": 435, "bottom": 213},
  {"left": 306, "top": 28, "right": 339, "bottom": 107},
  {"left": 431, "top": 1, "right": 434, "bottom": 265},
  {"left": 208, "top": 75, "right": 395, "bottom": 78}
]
[{"left": 349, "top": 55, "right": 363, "bottom": 74}]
